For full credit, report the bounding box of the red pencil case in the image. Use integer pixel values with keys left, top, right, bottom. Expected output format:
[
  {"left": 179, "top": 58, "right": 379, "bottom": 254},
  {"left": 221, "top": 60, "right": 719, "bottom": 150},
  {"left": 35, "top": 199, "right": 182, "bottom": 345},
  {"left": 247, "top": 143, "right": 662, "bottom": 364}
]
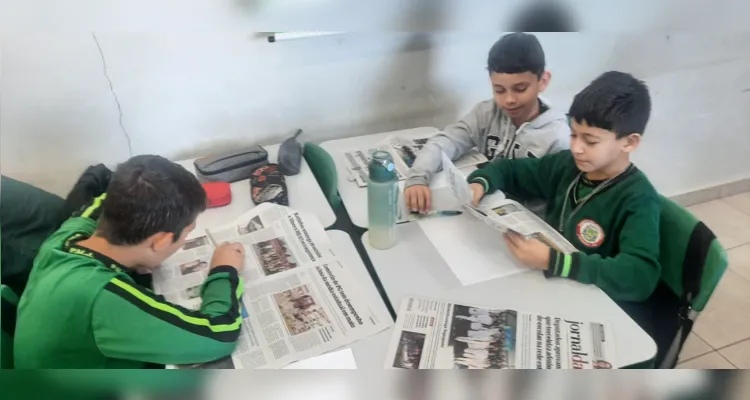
[{"left": 202, "top": 182, "right": 232, "bottom": 208}]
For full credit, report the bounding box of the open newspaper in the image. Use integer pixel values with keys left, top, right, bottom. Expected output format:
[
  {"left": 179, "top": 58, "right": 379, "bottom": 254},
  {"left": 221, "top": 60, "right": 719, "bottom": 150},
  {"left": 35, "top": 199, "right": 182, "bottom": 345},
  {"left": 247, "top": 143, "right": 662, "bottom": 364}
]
[
  {"left": 344, "top": 133, "right": 487, "bottom": 187},
  {"left": 385, "top": 297, "right": 616, "bottom": 369},
  {"left": 442, "top": 151, "right": 577, "bottom": 254},
  {"left": 152, "top": 203, "right": 391, "bottom": 369}
]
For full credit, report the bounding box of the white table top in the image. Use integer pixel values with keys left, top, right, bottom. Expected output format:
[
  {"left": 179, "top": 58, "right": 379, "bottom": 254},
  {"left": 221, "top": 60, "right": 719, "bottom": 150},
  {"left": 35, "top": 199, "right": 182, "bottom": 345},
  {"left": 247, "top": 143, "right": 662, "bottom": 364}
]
[
  {"left": 175, "top": 144, "right": 336, "bottom": 232},
  {"left": 319, "top": 127, "right": 440, "bottom": 228},
  {"left": 326, "top": 230, "right": 394, "bottom": 370},
  {"left": 362, "top": 223, "right": 658, "bottom": 369}
]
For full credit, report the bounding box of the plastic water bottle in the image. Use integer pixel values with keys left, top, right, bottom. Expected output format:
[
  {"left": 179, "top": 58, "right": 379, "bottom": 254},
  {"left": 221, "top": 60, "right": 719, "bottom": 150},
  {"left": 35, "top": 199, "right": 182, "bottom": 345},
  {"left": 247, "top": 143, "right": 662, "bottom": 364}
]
[{"left": 368, "top": 150, "right": 399, "bottom": 249}]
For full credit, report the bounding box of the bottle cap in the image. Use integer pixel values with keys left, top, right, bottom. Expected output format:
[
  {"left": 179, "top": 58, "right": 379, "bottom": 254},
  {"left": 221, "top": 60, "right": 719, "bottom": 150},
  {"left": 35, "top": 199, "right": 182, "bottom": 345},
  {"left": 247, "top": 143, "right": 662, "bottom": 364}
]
[{"left": 369, "top": 151, "right": 396, "bottom": 183}]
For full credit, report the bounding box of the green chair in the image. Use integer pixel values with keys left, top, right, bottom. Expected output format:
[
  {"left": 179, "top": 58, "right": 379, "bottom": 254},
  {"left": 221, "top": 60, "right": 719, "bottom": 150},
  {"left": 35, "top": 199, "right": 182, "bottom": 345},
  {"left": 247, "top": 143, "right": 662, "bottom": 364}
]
[
  {"left": 302, "top": 142, "right": 396, "bottom": 319},
  {"left": 655, "top": 196, "right": 728, "bottom": 368},
  {"left": 1, "top": 284, "right": 20, "bottom": 369},
  {"left": 303, "top": 142, "right": 342, "bottom": 210}
]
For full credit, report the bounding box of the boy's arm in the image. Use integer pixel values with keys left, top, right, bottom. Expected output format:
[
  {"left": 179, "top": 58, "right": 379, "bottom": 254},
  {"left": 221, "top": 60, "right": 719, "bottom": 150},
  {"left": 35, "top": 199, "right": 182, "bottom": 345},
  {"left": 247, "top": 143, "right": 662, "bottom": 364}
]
[
  {"left": 406, "top": 102, "right": 492, "bottom": 187},
  {"left": 545, "top": 198, "right": 661, "bottom": 302},
  {"left": 91, "top": 266, "right": 244, "bottom": 365},
  {"left": 468, "top": 151, "right": 570, "bottom": 201}
]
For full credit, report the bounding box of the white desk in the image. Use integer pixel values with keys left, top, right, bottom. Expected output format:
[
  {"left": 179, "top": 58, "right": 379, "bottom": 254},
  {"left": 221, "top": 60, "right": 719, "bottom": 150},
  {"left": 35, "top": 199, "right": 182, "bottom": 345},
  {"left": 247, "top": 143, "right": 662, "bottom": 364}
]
[
  {"left": 327, "top": 230, "right": 394, "bottom": 370},
  {"left": 175, "top": 144, "right": 336, "bottom": 232},
  {"left": 319, "top": 127, "right": 440, "bottom": 228},
  {"left": 362, "top": 223, "right": 658, "bottom": 369}
]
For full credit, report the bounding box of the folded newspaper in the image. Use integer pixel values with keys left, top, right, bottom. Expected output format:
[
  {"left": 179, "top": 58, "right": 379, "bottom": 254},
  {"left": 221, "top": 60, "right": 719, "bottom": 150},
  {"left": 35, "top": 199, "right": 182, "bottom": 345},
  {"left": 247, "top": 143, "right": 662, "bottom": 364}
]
[
  {"left": 343, "top": 133, "right": 487, "bottom": 187},
  {"left": 442, "top": 152, "right": 577, "bottom": 254},
  {"left": 385, "top": 297, "right": 616, "bottom": 369},
  {"left": 152, "top": 203, "right": 391, "bottom": 369}
]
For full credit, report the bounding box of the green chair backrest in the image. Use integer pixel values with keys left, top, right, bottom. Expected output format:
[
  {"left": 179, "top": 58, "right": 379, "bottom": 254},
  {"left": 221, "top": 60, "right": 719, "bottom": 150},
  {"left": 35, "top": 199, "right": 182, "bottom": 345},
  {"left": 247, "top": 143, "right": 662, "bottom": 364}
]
[
  {"left": 1, "top": 284, "right": 20, "bottom": 369},
  {"left": 658, "top": 196, "right": 728, "bottom": 312},
  {"left": 303, "top": 143, "right": 342, "bottom": 210}
]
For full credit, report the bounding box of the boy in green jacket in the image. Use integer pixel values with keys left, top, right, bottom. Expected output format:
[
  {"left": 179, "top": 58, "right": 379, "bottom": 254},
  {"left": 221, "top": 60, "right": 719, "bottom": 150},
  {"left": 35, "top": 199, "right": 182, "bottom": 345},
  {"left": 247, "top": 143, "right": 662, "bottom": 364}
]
[
  {"left": 14, "top": 155, "right": 245, "bottom": 368},
  {"left": 468, "top": 71, "right": 660, "bottom": 302}
]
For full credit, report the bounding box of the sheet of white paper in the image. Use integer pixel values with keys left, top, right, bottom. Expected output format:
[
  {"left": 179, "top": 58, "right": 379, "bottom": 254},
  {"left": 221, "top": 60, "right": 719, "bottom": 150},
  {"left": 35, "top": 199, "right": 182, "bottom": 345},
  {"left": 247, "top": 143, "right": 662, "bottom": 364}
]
[
  {"left": 282, "top": 348, "right": 358, "bottom": 369},
  {"left": 417, "top": 189, "right": 526, "bottom": 286}
]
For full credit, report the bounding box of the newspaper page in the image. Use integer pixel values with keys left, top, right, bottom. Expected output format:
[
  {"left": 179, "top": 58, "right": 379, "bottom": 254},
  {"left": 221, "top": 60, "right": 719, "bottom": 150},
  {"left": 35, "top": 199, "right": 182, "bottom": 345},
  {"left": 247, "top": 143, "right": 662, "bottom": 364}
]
[
  {"left": 154, "top": 203, "right": 391, "bottom": 369},
  {"left": 441, "top": 151, "right": 577, "bottom": 254},
  {"left": 344, "top": 133, "right": 487, "bottom": 187},
  {"left": 385, "top": 297, "right": 616, "bottom": 369},
  {"left": 152, "top": 235, "right": 215, "bottom": 311}
]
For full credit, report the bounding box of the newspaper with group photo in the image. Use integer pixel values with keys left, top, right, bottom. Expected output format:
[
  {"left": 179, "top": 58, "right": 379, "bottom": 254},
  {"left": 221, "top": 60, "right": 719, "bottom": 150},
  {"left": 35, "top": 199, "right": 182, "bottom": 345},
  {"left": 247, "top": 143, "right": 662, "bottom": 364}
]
[
  {"left": 385, "top": 297, "right": 616, "bottom": 369},
  {"left": 343, "top": 133, "right": 487, "bottom": 187},
  {"left": 441, "top": 152, "right": 577, "bottom": 254},
  {"left": 152, "top": 203, "right": 391, "bottom": 369}
]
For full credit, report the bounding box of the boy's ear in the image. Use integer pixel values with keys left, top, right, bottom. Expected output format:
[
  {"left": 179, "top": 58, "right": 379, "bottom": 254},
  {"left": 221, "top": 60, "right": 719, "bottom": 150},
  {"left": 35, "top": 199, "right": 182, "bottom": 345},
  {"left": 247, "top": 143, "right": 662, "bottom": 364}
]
[
  {"left": 538, "top": 70, "right": 551, "bottom": 92},
  {"left": 149, "top": 231, "right": 176, "bottom": 252},
  {"left": 621, "top": 133, "right": 642, "bottom": 153}
]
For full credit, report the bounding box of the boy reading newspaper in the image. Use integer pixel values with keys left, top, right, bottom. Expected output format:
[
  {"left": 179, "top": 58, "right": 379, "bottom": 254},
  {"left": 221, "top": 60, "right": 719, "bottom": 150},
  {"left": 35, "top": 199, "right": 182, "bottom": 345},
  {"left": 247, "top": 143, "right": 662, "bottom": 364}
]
[{"left": 441, "top": 151, "right": 577, "bottom": 255}]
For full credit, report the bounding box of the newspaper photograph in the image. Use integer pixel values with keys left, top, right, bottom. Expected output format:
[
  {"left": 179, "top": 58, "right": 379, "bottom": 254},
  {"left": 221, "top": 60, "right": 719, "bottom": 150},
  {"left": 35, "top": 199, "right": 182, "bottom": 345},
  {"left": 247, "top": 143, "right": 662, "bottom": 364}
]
[
  {"left": 441, "top": 151, "right": 577, "bottom": 254},
  {"left": 385, "top": 297, "right": 616, "bottom": 369},
  {"left": 344, "top": 133, "right": 487, "bottom": 187},
  {"left": 154, "top": 203, "right": 392, "bottom": 369}
]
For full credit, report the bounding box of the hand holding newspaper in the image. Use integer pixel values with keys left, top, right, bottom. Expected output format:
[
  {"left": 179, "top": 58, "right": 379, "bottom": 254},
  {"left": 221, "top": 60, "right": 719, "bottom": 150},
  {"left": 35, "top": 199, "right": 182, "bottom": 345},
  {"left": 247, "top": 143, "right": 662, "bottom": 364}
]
[
  {"left": 385, "top": 297, "right": 616, "bottom": 369},
  {"left": 153, "top": 203, "right": 391, "bottom": 369},
  {"left": 441, "top": 152, "right": 577, "bottom": 254}
]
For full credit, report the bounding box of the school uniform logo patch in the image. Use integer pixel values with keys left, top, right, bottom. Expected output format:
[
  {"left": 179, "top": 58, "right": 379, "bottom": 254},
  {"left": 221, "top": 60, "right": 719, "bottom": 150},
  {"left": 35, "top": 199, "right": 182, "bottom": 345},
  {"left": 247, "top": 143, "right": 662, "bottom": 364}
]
[{"left": 576, "top": 219, "right": 605, "bottom": 248}]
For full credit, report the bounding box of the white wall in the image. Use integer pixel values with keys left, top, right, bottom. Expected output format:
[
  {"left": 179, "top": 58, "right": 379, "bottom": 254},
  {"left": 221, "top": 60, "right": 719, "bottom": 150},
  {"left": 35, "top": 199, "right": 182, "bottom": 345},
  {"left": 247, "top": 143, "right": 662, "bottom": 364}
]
[{"left": 2, "top": 32, "right": 750, "bottom": 197}]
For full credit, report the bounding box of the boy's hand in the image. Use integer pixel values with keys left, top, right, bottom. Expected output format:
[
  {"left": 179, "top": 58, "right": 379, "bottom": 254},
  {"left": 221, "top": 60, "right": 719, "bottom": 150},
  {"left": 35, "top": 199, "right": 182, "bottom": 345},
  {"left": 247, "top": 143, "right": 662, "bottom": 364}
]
[
  {"left": 503, "top": 232, "right": 550, "bottom": 270},
  {"left": 469, "top": 183, "right": 485, "bottom": 207},
  {"left": 404, "top": 185, "right": 432, "bottom": 213},
  {"left": 211, "top": 242, "right": 245, "bottom": 273}
]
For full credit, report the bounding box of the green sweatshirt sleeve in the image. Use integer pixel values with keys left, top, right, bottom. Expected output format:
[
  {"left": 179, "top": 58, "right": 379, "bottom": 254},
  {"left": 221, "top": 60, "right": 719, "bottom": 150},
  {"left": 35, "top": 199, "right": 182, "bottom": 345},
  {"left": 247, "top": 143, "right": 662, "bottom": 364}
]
[
  {"left": 467, "top": 151, "right": 571, "bottom": 201},
  {"left": 545, "top": 198, "right": 661, "bottom": 302},
  {"left": 71, "top": 193, "right": 107, "bottom": 221},
  {"left": 45, "top": 193, "right": 106, "bottom": 249},
  {"left": 91, "top": 266, "right": 244, "bottom": 365}
]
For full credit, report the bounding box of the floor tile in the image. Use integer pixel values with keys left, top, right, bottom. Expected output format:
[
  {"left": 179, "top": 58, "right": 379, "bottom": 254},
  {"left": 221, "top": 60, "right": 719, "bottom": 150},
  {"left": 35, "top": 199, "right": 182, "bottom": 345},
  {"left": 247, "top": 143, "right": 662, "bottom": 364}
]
[
  {"left": 692, "top": 269, "right": 750, "bottom": 349},
  {"left": 723, "top": 191, "right": 750, "bottom": 217},
  {"left": 678, "top": 333, "right": 713, "bottom": 362},
  {"left": 728, "top": 244, "right": 750, "bottom": 282},
  {"left": 718, "top": 339, "right": 750, "bottom": 369},
  {"left": 676, "top": 352, "right": 736, "bottom": 369},
  {"left": 688, "top": 199, "right": 750, "bottom": 249}
]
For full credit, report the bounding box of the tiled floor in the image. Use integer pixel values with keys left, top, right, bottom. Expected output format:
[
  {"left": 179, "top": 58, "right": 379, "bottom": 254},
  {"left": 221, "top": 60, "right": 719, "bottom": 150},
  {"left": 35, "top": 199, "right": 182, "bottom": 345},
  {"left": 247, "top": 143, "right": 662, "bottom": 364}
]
[{"left": 676, "top": 191, "right": 750, "bottom": 369}]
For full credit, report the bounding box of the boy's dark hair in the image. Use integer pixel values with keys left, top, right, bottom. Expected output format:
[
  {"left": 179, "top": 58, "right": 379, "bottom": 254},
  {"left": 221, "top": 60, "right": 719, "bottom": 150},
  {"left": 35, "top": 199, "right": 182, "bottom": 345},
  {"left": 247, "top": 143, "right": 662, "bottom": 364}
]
[
  {"left": 568, "top": 71, "right": 652, "bottom": 138},
  {"left": 98, "top": 155, "right": 207, "bottom": 246},
  {"left": 487, "top": 32, "right": 545, "bottom": 78}
]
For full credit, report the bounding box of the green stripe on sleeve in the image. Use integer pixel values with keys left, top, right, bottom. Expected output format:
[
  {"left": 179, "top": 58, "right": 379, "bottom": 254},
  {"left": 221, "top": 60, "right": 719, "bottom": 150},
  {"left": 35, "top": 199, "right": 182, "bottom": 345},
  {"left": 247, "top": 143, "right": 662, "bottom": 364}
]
[
  {"left": 110, "top": 278, "right": 241, "bottom": 333},
  {"left": 472, "top": 177, "right": 490, "bottom": 193},
  {"left": 81, "top": 193, "right": 107, "bottom": 218},
  {"left": 560, "top": 254, "right": 572, "bottom": 278}
]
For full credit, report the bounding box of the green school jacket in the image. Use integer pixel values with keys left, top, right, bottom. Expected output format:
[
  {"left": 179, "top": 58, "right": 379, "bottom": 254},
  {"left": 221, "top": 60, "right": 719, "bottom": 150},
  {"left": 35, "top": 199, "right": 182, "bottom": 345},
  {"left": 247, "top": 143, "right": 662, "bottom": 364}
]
[
  {"left": 13, "top": 196, "right": 243, "bottom": 368},
  {"left": 468, "top": 150, "right": 661, "bottom": 302}
]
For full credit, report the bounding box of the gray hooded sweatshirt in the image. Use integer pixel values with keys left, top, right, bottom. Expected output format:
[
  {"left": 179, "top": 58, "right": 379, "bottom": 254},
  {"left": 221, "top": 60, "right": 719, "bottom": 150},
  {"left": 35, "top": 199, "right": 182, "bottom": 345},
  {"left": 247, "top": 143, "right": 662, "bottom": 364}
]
[{"left": 406, "top": 97, "right": 570, "bottom": 188}]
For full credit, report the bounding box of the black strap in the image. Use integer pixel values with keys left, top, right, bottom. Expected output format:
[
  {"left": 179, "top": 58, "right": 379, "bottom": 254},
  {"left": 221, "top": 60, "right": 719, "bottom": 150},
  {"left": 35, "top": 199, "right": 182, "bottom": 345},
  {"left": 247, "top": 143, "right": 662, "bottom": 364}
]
[
  {"left": 680, "top": 221, "right": 715, "bottom": 318},
  {"left": 1, "top": 297, "right": 18, "bottom": 337}
]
